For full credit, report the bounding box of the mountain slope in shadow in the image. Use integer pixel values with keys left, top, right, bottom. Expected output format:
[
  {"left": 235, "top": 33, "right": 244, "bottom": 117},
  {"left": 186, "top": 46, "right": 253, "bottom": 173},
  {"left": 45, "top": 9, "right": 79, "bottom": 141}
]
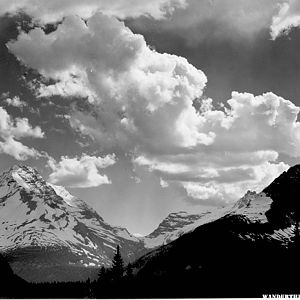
[
  {"left": 0, "top": 253, "right": 29, "bottom": 298},
  {"left": 129, "top": 165, "right": 300, "bottom": 298}
]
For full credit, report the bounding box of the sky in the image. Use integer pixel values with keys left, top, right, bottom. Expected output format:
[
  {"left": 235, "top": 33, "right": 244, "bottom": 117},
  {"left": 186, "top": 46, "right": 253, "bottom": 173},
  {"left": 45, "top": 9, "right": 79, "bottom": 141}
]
[{"left": 1, "top": 0, "right": 300, "bottom": 235}]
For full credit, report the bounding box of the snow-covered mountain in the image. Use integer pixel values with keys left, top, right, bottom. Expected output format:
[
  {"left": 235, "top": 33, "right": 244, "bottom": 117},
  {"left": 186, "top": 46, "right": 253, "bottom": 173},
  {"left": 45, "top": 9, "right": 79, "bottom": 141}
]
[
  {"left": 0, "top": 165, "right": 145, "bottom": 282},
  {"left": 2, "top": 163, "right": 298, "bottom": 285},
  {"left": 142, "top": 211, "right": 212, "bottom": 248},
  {"left": 130, "top": 167, "right": 300, "bottom": 297},
  {"left": 0, "top": 165, "right": 220, "bottom": 282},
  {"left": 142, "top": 186, "right": 297, "bottom": 251}
]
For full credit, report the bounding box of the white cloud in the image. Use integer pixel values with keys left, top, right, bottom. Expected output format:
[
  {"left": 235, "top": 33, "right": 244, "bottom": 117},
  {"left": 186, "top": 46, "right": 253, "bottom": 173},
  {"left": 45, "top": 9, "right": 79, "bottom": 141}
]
[
  {"left": 160, "top": 178, "right": 169, "bottom": 188},
  {"left": 270, "top": 0, "right": 300, "bottom": 39},
  {"left": 7, "top": 13, "right": 208, "bottom": 153},
  {"left": 48, "top": 154, "right": 116, "bottom": 188},
  {"left": 181, "top": 162, "right": 288, "bottom": 203},
  {"left": 3, "top": 96, "right": 27, "bottom": 108},
  {"left": 133, "top": 91, "right": 300, "bottom": 203},
  {"left": 0, "top": 0, "right": 186, "bottom": 23},
  {"left": 7, "top": 12, "right": 300, "bottom": 203},
  {"left": 0, "top": 106, "right": 44, "bottom": 160}
]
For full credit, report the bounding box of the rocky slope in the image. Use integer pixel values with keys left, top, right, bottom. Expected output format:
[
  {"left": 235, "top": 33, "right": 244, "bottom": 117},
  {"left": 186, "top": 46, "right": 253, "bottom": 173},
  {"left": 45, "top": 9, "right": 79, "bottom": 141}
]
[{"left": 0, "top": 165, "right": 145, "bottom": 282}]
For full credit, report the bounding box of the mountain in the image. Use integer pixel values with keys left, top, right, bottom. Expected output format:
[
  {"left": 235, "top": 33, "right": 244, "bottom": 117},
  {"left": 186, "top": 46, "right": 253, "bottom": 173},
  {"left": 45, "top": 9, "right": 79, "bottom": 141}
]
[
  {"left": 3, "top": 163, "right": 300, "bottom": 296},
  {"left": 129, "top": 166, "right": 300, "bottom": 298},
  {"left": 142, "top": 211, "right": 212, "bottom": 248},
  {"left": 263, "top": 164, "right": 300, "bottom": 226},
  {"left": 0, "top": 165, "right": 145, "bottom": 282},
  {"left": 0, "top": 165, "right": 214, "bottom": 283}
]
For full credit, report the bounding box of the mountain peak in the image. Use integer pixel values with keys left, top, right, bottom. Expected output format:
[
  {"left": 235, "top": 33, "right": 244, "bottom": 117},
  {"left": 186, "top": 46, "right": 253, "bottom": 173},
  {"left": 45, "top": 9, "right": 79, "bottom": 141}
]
[
  {"left": 0, "top": 164, "right": 48, "bottom": 194},
  {"left": 232, "top": 190, "right": 257, "bottom": 209},
  {"left": 263, "top": 164, "right": 300, "bottom": 201},
  {"left": 0, "top": 165, "right": 144, "bottom": 282},
  {"left": 9, "top": 164, "right": 38, "bottom": 174},
  {"left": 142, "top": 210, "right": 212, "bottom": 248},
  {"left": 1, "top": 164, "right": 40, "bottom": 183},
  {"left": 263, "top": 164, "right": 300, "bottom": 225}
]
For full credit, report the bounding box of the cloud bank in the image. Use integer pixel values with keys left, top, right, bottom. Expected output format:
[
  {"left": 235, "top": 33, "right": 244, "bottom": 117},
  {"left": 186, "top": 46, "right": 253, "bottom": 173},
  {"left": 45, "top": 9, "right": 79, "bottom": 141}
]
[
  {"left": 7, "top": 12, "right": 300, "bottom": 203},
  {"left": 48, "top": 154, "right": 116, "bottom": 188},
  {"left": 0, "top": 0, "right": 186, "bottom": 23},
  {"left": 128, "top": 0, "right": 285, "bottom": 46},
  {"left": 0, "top": 106, "right": 44, "bottom": 160}
]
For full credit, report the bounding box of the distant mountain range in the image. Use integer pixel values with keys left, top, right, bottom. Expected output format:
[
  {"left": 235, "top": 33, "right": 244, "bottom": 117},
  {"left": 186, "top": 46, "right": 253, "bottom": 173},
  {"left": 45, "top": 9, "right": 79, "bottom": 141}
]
[
  {"left": 0, "top": 165, "right": 208, "bottom": 282},
  {"left": 1, "top": 164, "right": 300, "bottom": 297}
]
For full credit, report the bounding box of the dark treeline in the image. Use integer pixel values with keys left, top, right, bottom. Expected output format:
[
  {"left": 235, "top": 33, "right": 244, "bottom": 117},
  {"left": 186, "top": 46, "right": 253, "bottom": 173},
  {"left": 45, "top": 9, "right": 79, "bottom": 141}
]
[{"left": 0, "top": 245, "right": 137, "bottom": 299}]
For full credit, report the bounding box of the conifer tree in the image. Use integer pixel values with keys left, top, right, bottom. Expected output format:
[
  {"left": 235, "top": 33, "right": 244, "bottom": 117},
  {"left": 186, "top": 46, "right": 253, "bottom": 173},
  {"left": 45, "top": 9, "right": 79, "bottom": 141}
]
[
  {"left": 126, "top": 263, "right": 133, "bottom": 279},
  {"left": 98, "top": 266, "right": 106, "bottom": 279},
  {"left": 111, "top": 245, "right": 124, "bottom": 280}
]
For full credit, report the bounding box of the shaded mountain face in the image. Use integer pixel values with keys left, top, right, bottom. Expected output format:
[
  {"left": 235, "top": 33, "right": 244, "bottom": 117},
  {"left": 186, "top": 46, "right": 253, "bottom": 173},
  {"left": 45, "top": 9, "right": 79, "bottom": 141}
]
[
  {"left": 130, "top": 167, "right": 300, "bottom": 298},
  {"left": 0, "top": 165, "right": 145, "bottom": 282},
  {"left": 263, "top": 164, "right": 300, "bottom": 226},
  {"left": 0, "top": 253, "right": 28, "bottom": 298}
]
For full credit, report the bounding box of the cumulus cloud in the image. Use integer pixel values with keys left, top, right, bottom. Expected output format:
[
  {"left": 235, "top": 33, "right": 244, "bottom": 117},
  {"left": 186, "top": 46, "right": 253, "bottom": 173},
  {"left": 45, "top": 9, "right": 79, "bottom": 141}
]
[
  {"left": 7, "top": 12, "right": 300, "bottom": 203},
  {"left": 48, "top": 154, "right": 116, "bottom": 188},
  {"left": 8, "top": 13, "right": 208, "bottom": 153},
  {"left": 0, "top": 106, "right": 44, "bottom": 160},
  {"left": 271, "top": 0, "right": 300, "bottom": 39},
  {"left": 0, "top": 0, "right": 186, "bottom": 23},
  {"left": 3, "top": 96, "right": 27, "bottom": 108},
  {"left": 176, "top": 162, "right": 288, "bottom": 203},
  {"left": 133, "top": 91, "right": 299, "bottom": 202}
]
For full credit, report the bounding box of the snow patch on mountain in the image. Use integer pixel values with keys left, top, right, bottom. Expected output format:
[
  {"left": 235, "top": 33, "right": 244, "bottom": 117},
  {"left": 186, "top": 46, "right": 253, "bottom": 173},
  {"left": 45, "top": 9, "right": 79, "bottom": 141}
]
[
  {"left": 0, "top": 165, "right": 145, "bottom": 275},
  {"left": 142, "top": 210, "right": 225, "bottom": 248},
  {"left": 229, "top": 190, "right": 272, "bottom": 223},
  {"left": 11, "top": 171, "right": 31, "bottom": 191},
  {"left": 48, "top": 183, "right": 77, "bottom": 207}
]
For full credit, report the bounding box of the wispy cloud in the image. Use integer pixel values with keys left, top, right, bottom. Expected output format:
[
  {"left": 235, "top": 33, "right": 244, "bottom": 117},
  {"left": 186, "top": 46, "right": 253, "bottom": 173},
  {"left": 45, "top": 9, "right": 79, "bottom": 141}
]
[{"left": 0, "top": 0, "right": 187, "bottom": 23}]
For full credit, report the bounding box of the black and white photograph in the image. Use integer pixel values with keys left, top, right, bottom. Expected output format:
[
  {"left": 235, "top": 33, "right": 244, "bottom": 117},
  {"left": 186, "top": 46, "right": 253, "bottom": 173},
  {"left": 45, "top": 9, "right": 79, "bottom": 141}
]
[{"left": 0, "top": 0, "right": 300, "bottom": 298}]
